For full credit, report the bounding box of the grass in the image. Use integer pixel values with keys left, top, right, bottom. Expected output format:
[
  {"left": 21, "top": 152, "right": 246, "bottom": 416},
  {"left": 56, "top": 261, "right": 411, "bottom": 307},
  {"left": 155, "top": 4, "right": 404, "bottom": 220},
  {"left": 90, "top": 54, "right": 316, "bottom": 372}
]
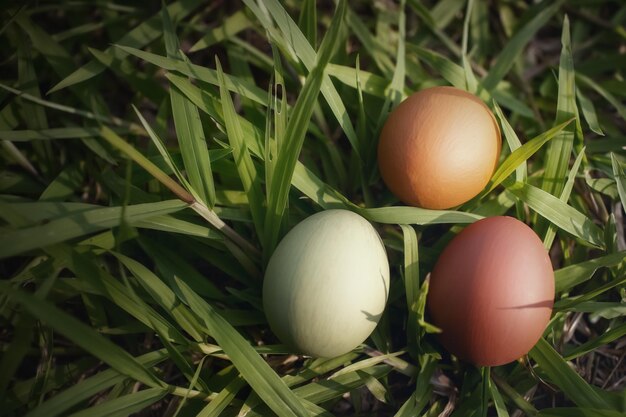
[{"left": 0, "top": 1, "right": 625, "bottom": 416}]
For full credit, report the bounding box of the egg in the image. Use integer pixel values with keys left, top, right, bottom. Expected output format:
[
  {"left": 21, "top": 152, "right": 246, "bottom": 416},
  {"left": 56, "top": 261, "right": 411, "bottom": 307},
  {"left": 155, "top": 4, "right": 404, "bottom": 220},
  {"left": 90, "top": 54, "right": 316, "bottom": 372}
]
[
  {"left": 427, "top": 216, "right": 554, "bottom": 366},
  {"left": 263, "top": 209, "right": 390, "bottom": 358},
  {"left": 377, "top": 86, "right": 501, "bottom": 209}
]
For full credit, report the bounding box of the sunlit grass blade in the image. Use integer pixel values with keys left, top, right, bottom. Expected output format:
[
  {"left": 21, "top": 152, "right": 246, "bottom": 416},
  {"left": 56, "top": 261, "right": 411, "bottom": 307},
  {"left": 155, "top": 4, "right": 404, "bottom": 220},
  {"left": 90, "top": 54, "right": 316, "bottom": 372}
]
[
  {"left": 197, "top": 374, "right": 246, "bottom": 417},
  {"left": 0, "top": 199, "right": 186, "bottom": 259},
  {"left": 173, "top": 276, "right": 310, "bottom": 417},
  {"left": 244, "top": 0, "right": 361, "bottom": 159},
  {"left": 263, "top": 0, "right": 347, "bottom": 253},
  {"left": 360, "top": 206, "right": 483, "bottom": 225},
  {"left": 67, "top": 388, "right": 168, "bottom": 417},
  {"left": 0, "top": 283, "right": 166, "bottom": 389},
  {"left": 554, "top": 251, "right": 626, "bottom": 292},
  {"left": 486, "top": 118, "right": 573, "bottom": 194},
  {"left": 400, "top": 224, "right": 419, "bottom": 357},
  {"left": 47, "top": 0, "right": 203, "bottom": 93},
  {"left": 216, "top": 58, "right": 265, "bottom": 244},
  {"left": 543, "top": 148, "right": 585, "bottom": 249},
  {"left": 539, "top": 16, "right": 582, "bottom": 248},
  {"left": 162, "top": 5, "right": 215, "bottom": 208},
  {"left": 487, "top": 372, "right": 510, "bottom": 417},
  {"left": 610, "top": 153, "right": 626, "bottom": 208},
  {"left": 507, "top": 182, "right": 604, "bottom": 247},
  {"left": 529, "top": 338, "right": 610, "bottom": 409},
  {"left": 298, "top": 0, "right": 317, "bottom": 47}
]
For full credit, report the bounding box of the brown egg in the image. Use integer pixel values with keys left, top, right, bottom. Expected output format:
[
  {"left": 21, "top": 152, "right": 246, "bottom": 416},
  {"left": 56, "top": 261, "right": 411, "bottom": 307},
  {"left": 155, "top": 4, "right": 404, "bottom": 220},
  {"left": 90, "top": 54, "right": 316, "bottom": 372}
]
[
  {"left": 377, "top": 86, "right": 501, "bottom": 209},
  {"left": 427, "top": 216, "right": 554, "bottom": 366}
]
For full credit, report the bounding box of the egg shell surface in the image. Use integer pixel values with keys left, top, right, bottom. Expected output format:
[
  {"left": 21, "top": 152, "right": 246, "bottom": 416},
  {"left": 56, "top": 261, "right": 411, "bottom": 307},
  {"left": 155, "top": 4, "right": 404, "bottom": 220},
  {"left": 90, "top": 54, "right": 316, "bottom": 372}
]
[
  {"left": 427, "top": 216, "right": 554, "bottom": 366},
  {"left": 377, "top": 86, "right": 501, "bottom": 209},
  {"left": 263, "top": 209, "right": 390, "bottom": 358}
]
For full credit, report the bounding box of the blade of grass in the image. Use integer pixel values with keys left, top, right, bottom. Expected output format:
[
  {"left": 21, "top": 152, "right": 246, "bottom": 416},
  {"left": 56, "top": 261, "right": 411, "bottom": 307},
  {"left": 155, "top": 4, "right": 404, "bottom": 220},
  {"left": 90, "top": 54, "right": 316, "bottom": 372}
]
[
  {"left": 24, "top": 350, "right": 169, "bottom": 417},
  {"left": 244, "top": 0, "right": 361, "bottom": 159},
  {"left": 529, "top": 338, "right": 610, "bottom": 409},
  {"left": 263, "top": 0, "right": 347, "bottom": 253},
  {"left": 48, "top": 0, "right": 203, "bottom": 93},
  {"left": 0, "top": 283, "right": 166, "bottom": 389},
  {"left": 554, "top": 251, "right": 626, "bottom": 293},
  {"left": 543, "top": 148, "right": 586, "bottom": 249},
  {"left": 298, "top": 0, "right": 317, "bottom": 47},
  {"left": 190, "top": 10, "right": 252, "bottom": 52},
  {"left": 216, "top": 58, "right": 265, "bottom": 243},
  {"left": 480, "top": 1, "right": 561, "bottom": 92},
  {"left": 400, "top": 224, "right": 419, "bottom": 358},
  {"left": 173, "top": 276, "right": 310, "bottom": 417},
  {"left": 610, "top": 153, "right": 626, "bottom": 208},
  {"left": 507, "top": 182, "right": 604, "bottom": 247},
  {"left": 0, "top": 199, "right": 186, "bottom": 259},
  {"left": 163, "top": 5, "right": 215, "bottom": 208},
  {"left": 486, "top": 118, "right": 573, "bottom": 194},
  {"left": 67, "top": 388, "right": 168, "bottom": 417},
  {"left": 563, "top": 323, "right": 626, "bottom": 361}
]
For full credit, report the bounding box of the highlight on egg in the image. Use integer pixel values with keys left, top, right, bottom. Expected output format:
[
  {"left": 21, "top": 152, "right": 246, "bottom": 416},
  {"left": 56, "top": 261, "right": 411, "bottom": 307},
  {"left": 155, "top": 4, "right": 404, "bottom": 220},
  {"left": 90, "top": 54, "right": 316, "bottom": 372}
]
[
  {"left": 263, "top": 209, "right": 390, "bottom": 358},
  {"left": 377, "top": 86, "right": 501, "bottom": 210},
  {"left": 427, "top": 216, "right": 554, "bottom": 366}
]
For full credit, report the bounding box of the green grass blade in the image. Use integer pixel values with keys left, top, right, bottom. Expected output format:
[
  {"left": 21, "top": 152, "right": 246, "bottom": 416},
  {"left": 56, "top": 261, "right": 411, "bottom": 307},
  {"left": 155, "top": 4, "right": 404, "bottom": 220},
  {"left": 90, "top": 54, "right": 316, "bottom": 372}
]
[
  {"left": 25, "top": 350, "right": 168, "bottom": 417},
  {"left": 47, "top": 0, "right": 203, "bottom": 93},
  {"left": 610, "top": 153, "right": 626, "bottom": 209},
  {"left": 507, "top": 182, "right": 604, "bottom": 247},
  {"left": 245, "top": 0, "right": 361, "bottom": 159},
  {"left": 539, "top": 16, "right": 579, "bottom": 202},
  {"left": 400, "top": 224, "right": 419, "bottom": 357},
  {"left": 529, "top": 338, "right": 610, "bottom": 409},
  {"left": 360, "top": 206, "right": 483, "bottom": 225},
  {"left": 67, "top": 388, "right": 168, "bottom": 417},
  {"left": 264, "top": 0, "right": 347, "bottom": 253},
  {"left": 0, "top": 199, "right": 186, "bottom": 259},
  {"left": 543, "top": 147, "right": 585, "bottom": 249},
  {"left": 576, "top": 73, "right": 626, "bottom": 122},
  {"left": 173, "top": 276, "right": 310, "bottom": 417},
  {"left": 162, "top": 6, "right": 215, "bottom": 208},
  {"left": 480, "top": 1, "right": 561, "bottom": 92},
  {"left": 298, "top": 0, "right": 317, "bottom": 47},
  {"left": 197, "top": 375, "right": 246, "bottom": 417},
  {"left": 554, "top": 251, "right": 626, "bottom": 293},
  {"left": 486, "top": 118, "right": 573, "bottom": 194},
  {"left": 576, "top": 87, "right": 604, "bottom": 135},
  {"left": 563, "top": 323, "right": 626, "bottom": 361},
  {"left": 216, "top": 58, "right": 265, "bottom": 243},
  {"left": 487, "top": 373, "right": 510, "bottom": 417},
  {"left": 0, "top": 283, "right": 166, "bottom": 389},
  {"left": 190, "top": 10, "right": 252, "bottom": 52}
]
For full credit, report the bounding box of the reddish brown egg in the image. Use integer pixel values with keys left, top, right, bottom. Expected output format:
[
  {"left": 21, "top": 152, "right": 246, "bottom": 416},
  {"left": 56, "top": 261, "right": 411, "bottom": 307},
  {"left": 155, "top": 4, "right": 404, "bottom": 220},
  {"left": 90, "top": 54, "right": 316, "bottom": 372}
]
[
  {"left": 427, "top": 216, "right": 554, "bottom": 366},
  {"left": 377, "top": 86, "right": 501, "bottom": 209}
]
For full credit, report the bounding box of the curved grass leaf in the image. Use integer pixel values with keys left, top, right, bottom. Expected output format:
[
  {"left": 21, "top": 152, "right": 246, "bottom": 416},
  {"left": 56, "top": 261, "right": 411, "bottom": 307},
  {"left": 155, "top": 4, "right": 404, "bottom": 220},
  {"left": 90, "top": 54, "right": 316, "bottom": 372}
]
[
  {"left": 400, "top": 224, "right": 420, "bottom": 357},
  {"left": 0, "top": 199, "right": 186, "bottom": 259},
  {"left": 173, "top": 276, "right": 310, "bottom": 417},
  {"left": 360, "top": 206, "right": 483, "bottom": 225},
  {"left": 537, "top": 408, "right": 625, "bottom": 417},
  {"left": 486, "top": 118, "right": 573, "bottom": 194},
  {"left": 563, "top": 323, "right": 626, "bottom": 361},
  {"left": 244, "top": 0, "right": 361, "bottom": 159},
  {"left": 610, "top": 153, "right": 626, "bottom": 208},
  {"left": 190, "top": 10, "right": 252, "bottom": 52},
  {"left": 264, "top": 0, "right": 347, "bottom": 253},
  {"left": 24, "top": 350, "right": 168, "bottom": 417},
  {"left": 529, "top": 338, "right": 610, "bottom": 410},
  {"left": 67, "top": 388, "right": 168, "bottom": 417},
  {"left": 216, "top": 58, "right": 265, "bottom": 243},
  {"left": 0, "top": 283, "right": 166, "bottom": 389},
  {"left": 554, "top": 252, "right": 626, "bottom": 293},
  {"left": 507, "top": 182, "right": 604, "bottom": 247},
  {"left": 48, "top": 0, "right": 203, "bottom": 93},
  {"left": 163, "top": 6, "right": 215, "bottom": 208},
  {"left": 480, "top": 1, "right": 561, "bottom": 92}
]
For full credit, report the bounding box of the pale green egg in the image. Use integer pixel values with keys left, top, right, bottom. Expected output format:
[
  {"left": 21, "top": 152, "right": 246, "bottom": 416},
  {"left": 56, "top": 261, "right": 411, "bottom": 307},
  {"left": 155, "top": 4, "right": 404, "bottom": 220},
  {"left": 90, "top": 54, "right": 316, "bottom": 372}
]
[{"left": 263, "top": 209, "right": 390, "bottom": 358}]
